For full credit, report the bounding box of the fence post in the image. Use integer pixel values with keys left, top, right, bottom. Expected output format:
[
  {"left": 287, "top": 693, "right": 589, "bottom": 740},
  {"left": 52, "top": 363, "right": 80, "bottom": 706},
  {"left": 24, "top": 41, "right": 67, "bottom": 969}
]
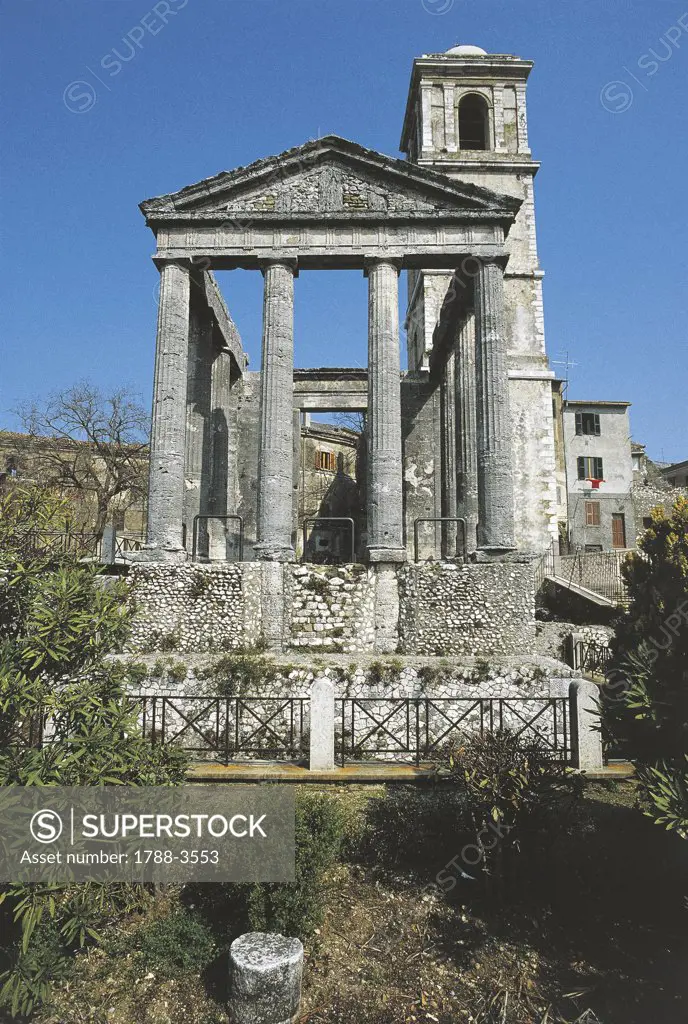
[
  {"left": 569, "top": 679, "right": 603, "bottom": 770},
  {"left": 101, "top": 525, "right": 117, "bottom": 564},
  {"left": 309, "top": 677, "right": 335, "bottom": 771}
]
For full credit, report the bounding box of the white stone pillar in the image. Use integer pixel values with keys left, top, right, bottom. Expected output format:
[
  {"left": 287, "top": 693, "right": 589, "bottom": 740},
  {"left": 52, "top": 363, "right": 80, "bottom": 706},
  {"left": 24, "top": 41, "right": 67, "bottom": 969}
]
[
  {"left": 145, "top": 261, "right": 191, "bottom": 560},
  {"left": 229, "top": 932, "right": 303, "bottom": 1024},
  {"left": 365, "top": 259, "right": 405, "bottom": 563},
  {"left": 310, "top": 677, "right": 335, "bottom": 771},
  {"left": 569, "top": 679, "right": 603, "bottom": 770},
  {"left": 255, "top": 260, "right": 296, "bottom": 561},
  {"left": 474, "top": 260, "right": 515, "bottom": 552}
]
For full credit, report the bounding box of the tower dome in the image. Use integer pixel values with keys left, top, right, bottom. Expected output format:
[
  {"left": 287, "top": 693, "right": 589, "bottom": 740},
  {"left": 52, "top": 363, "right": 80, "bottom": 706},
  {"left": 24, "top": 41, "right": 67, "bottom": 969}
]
[{"left": 445, "top": 44, "right": 487, "bottom": 56}]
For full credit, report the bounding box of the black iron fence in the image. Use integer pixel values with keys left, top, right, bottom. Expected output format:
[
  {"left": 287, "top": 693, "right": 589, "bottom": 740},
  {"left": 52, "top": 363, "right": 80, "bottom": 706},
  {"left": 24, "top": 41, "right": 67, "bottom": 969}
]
[
  {"left": 336, "top": 696, "right": 570, "bottom": 766},
  {"left": 13, "top": 695, "right": 571, "bottom": 768},
  {"left": 573, "top": 640, "right": 613, "bottom": 678},
  {"left": 133, "top": 695, "right": 308, "bottom": 763}
]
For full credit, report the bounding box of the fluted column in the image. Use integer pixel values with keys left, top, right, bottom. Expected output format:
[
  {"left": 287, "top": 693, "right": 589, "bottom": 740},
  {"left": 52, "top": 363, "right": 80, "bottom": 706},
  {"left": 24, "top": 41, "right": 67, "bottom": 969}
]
[
  {"left": 440, "top": 349, "right": 458, "bottom": 557},
  {"left": 456, "top": 314, "right": 478, "bottom": 553},
  {"left": 145, "top": 261, "right": 190, "bottom": 559},
  {"left": 184, "top": 298, "right": 214, "bottom": 557},
  {"left": 365, "top": 259, "right": 405, "bottom": 563},
  {"left": 474, "top": 259, "right": 515, "bottom": 551},
  {"left": 255, "top": 260, "right": 296, "bottom": 561}
]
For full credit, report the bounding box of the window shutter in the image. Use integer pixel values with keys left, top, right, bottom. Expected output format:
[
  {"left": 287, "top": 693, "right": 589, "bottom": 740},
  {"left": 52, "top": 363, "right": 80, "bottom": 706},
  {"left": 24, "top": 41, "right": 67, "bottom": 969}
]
[
  {"left": 594, "top": 414, "right": 601, "bottom": 436},
  {"left": 575, "top": 412, "right": 582, "bottom": 435},
  {"left": 577, "top": 456, "right": 585, "bottom": 480}
]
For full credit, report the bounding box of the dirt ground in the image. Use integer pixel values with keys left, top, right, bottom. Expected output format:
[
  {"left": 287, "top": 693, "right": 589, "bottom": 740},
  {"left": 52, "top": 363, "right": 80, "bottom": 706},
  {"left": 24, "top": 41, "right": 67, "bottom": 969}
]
[{"left": 34, "top": 782, "right": 688, "bottom": 1024}]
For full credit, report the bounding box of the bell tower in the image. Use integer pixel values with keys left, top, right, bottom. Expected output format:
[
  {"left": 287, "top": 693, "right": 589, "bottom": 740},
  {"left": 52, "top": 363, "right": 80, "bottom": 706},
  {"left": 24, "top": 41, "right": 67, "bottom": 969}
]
[{"left": 401, "top": 44, "right": 557, "bottom": 553}]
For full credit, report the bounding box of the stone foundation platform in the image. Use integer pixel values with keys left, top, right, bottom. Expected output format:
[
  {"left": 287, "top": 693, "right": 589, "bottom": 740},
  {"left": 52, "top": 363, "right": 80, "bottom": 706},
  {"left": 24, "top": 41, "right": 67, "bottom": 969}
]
[{"left": 126, "top": 560, "right": 537, "bottom": 657}]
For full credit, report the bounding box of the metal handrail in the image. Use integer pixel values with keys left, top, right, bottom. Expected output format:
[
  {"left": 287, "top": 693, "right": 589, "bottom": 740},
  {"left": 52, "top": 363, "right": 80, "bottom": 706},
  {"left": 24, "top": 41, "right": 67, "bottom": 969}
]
[
  {"left": 301, "top": 516, "right": 356, "bottom": 564},
  {"left": 191, "top": 514, "right": 244, "bottom": 562},
  {"left": 413, "top": 517, "right": 468, "bottom": 563}
]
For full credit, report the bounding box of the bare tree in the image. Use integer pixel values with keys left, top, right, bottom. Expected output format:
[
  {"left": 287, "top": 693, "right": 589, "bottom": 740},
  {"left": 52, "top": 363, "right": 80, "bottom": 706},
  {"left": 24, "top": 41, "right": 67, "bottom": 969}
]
[{"left": 16, "top": 382, "right": 149, "bottom": 539}]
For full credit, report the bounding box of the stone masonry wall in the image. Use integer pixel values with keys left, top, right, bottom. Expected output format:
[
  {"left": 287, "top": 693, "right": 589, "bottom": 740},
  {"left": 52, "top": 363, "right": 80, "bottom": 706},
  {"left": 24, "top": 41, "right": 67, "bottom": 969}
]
[
  {"left": 289, "top": 564, "right": 375, "bottom": 653},
  {"left": 127, "top": 560, "right": 538, "bottom": 658},
  {"left": 127, "top": 563, "right": 261, "bottom": 653},
  {"left": 398, "top": 561, "right": 536, "bottom": 656}
]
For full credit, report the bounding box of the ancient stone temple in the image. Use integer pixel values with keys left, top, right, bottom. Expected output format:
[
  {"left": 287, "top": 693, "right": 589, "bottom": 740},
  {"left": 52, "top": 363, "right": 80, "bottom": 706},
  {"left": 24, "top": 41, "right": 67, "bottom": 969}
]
[{"left": 131, "top": 43, "right": 559, "bottom": 657}]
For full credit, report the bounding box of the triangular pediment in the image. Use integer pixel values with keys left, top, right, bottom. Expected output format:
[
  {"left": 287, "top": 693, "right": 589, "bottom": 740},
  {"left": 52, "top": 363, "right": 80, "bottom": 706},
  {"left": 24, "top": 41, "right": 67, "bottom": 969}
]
[{"left": 141, "top": 136, "right": 520, "bottom": 223}]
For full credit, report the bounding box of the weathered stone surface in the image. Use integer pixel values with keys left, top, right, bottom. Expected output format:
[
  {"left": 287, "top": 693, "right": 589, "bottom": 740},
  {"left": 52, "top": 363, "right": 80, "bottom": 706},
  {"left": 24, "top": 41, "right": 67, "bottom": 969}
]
[
  {"left": 456, "top": 314, "right": 478, "bottom": 553},
  {"left": 398, "top": 561, "right": 536, "bottom": 656},
  {"left": 474, "top": 259, "right": 515, "bottom": 552},
  {"left": 145, "top": 261, "right": 191, "bottom": 560},
  {"left": 310, "top": 677, "right": 335, "bottom": 770},
  {"left": 255, "top": 261, "right": 296, "bottom": 562},
  {"left": 569, "top": 678, "right": 603, "bottom": 770},
  {"left": 229, "top": 932, "right": 303, "bottom": 1024},
  {"left": 366, "top": 259, "right": 405, "bottom": 563}
]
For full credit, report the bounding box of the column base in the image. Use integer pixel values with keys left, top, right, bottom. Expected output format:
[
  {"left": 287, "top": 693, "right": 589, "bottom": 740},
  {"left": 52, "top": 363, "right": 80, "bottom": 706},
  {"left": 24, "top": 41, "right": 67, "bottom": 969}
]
[
  {"left": 130, "top": 544, "right": 188, "bottom": 564},
  {"left": 254, "top": 543, "right": 295, "bottom": 563},
  {"left": 471, "top": 546, "right": 523, "bottom": 563},
  {"left": 367, "top": 546, "right": 407, "bottom": 565}
]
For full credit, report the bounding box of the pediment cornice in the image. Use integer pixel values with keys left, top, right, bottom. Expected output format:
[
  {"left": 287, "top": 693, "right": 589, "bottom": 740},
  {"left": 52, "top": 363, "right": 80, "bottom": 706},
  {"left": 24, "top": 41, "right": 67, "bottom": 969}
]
[{"left": 140, "top": 136, "right": 520, "bottom": 227}]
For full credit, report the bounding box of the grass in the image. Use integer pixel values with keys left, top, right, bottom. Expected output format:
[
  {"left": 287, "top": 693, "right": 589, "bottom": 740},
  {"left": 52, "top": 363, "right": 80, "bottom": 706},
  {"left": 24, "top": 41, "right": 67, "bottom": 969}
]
[{"left": 32, "top": 781, "right": 688, "bottom": 1024}]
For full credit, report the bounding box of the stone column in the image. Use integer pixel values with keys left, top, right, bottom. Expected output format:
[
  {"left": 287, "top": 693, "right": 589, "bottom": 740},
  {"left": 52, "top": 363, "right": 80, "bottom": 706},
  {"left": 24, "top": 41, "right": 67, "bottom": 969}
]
[
  {"left": 474, "top": 260, "right": 515, "bottom": 552},
  {"left": 229, "top": 933, "right": 303, "bottom": 1024},
  {"left": 209, "top": 342, "right": 234, "bottom": 559},
  {"left": 440, "top": 350, "right": 458, "bottom": 558},
  {"left": 456, "top": 314, "right": 478, "bottom": 554},
  {"left": 145, "top": 261, "right": 191, "bottom": 560},
  {"left": 184, "top": 297, "right": 214, "bottom": 558},
  {"left": 255, "top": 260, "right": 296, "bottom": 561},
  {"left": 365, "top": 259, "right": 405, "bottom": 563}
]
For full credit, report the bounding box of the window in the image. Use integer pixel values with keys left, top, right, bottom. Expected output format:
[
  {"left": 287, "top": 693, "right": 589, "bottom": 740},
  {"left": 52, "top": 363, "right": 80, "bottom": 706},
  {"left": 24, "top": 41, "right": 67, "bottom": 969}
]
[
  {"left": 575, "top": 412, "right": 601, "bottom": 436},
  {"left": 611, "top": 513, "right": 627, "bottom": 549},
  {"left": 316, "top": 450, "right": 336, "bottom": 472},
  {"left": 585, "top": 544, "right": 603, "bottom": 552},
  {"left": 458, "top": 94, "right": 489, "bottom": 150},
  {"left": 585, "top": 501, "right": 601, "bottom": 526},
  {"left": 577, "top": 456, "right": 604, "bottom": 480}
]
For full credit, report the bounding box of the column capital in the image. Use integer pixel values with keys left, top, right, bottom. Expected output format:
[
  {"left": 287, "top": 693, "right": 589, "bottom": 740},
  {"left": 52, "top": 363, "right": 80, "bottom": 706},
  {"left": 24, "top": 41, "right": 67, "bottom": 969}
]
[
  {"left": 363, "top": 257, "right": 402, "bottom": 277},
  {"left": 258, "top": 258, "right": 299, "bottom": 278},
  {"left": 152, "top": 255, "right": 195, "bottom": 271}
]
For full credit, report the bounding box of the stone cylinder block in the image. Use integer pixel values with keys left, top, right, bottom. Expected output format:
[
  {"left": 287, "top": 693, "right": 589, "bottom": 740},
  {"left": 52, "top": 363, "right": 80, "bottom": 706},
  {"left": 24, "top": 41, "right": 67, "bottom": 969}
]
[{"left": 229, "top": 932, "right": 303, "bottom": 1024}]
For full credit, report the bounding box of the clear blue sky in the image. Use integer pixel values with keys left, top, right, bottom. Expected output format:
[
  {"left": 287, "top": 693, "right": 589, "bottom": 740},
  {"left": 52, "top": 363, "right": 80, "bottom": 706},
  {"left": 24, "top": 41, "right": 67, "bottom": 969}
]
[{"left": 1, "top": 0, "right": 686, "bottom": 461}]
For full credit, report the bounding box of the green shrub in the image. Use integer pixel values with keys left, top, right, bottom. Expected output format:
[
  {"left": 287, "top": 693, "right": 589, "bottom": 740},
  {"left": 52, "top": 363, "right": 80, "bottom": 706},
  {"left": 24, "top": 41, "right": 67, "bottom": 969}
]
[
  {"left": 188, "top": 571, "right": 212, "bottom": 598},
  {"left": 246, "top": 792, "right": 344, "bottom": 937},
  {"left": 211, "top": 652, "right": 277, "bottom": 696},
  {"left": 438, "top": 730, "right": 581, "bottom": 902},
  {"left": 167, "top": 660, "right": 188, "bottom": 684},
  {"left": 0, "top": 487, "right": 188, "bottom": 1018},
  {"left": 119, "top": 907, "right": 218, "bottom": 977},
  {"left": 126, "top": 661, "right": 149, "bottom": 686},
  {"left": 158, "top": 631, "right": 180, "bottom": 652},
  {"left": 604, "top": 498, "right": 688, "bottom": 836},
  {"left": 302, "top": 574, "right": 330, "bottom": 597}
]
